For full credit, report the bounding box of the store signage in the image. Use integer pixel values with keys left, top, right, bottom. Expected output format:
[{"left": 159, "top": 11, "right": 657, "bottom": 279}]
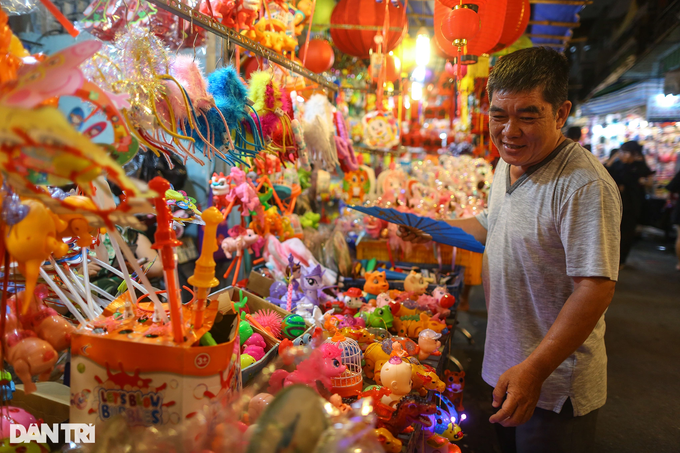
[
  {"left": 647, "top": 93, "right": 680, "bottom": 121},
  {"left": 10, "top": 423, "right": 95, "bottom": 443}
]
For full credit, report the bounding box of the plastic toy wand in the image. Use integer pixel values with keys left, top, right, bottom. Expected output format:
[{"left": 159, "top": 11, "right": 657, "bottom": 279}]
[
  {"left": 149, "top": 177, "right": 185, "bottom": 343},
  {"left": 187, "top": 207, "right": 222, "bottom": 329}
]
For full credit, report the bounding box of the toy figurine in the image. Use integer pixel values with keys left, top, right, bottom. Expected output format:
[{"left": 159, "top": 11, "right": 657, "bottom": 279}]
[
  {"left": 443, "top": 370, "right": 465, "bottom": 412},
  {"left": 403, "top": 269, "right": 432, "bottom": 297},
  {"left": 418, "top": 329, "right": 442, "bottom": 361},
  {"left": 236, "top": 0, "right": 260, "bottom": 30},
  {"left": 343, "top": 287, "right": 365, "bottom": 312},
  {"left": 411, "top": 362, "right": 446, "bottom": 396},
  {"left": 4, "top": 312, "right": 58, "bottom": 394},
  {"left": 329, "top": 394, "right": 351, "bottom": 414},
  {"left": 379, "top": 345, "right": 412, "bottom": 407},
  {"left": 363, "top": 271, "right": 389, "bottom": 301},
  {"left": 375, "top": 292, "right": 394, "bottom": 308},
  {"left": 356, "top": 306, "right": 394, "bottom": 329},
  {"left": 3, "top": 199, "right": 69, "bottom": 312},
  {"left": 211, "top": 172, "right": 230, "bottom": 212},
  {"left": 393, "top": 312, "right": 446, "bottom": 339},
  {"left": 374, "top": 427, "right": 403, "bottom": 453},
  {"left": 377, "top": 394, "right": 437, "bottom": 437},
  {"left": 340, "top": 327, "right": 375, "bottom": 351},
  {"left": 268, "top": 343, "right": 346, "bottom": 394},
  {"left": 243, "top": 333, "right": 266, "bottom": 361},
  {"left": 296, "top": 265, "right": 331, "bottom": 323}
]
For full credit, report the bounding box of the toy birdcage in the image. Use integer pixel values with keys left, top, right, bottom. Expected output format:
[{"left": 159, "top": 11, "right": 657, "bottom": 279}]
[{"left": 324, "top": 331, "right": 363, "bottom": 397}]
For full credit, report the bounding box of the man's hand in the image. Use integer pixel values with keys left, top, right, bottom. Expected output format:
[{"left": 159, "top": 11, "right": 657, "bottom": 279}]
[
  {"left": 489, "top": 362, "right": 544, "bottom": 427},
  {"left": 397, "top": 225, "right": 432, "bottom": 243}
]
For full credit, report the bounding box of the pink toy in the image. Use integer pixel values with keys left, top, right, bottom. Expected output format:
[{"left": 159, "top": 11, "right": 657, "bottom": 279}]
[
  {"left": 13, "top": 286, "right": 75, "bottom": 352},
  {"left": 251, "top": 309, "right": 283, "bottom": 338},
  {"left": 0, "top": 406, "right": 39, "bottom": 438},
  {"left": 268, "top": 343, "right": 346, "bottom": 394},
  {"left": 417, "top": 294, "right": 451, "bottom": 319},
  {"left": 221, "top": 226, "right": 262, "bottom": 259},
  {"left": 161, "top": 55, "right": 214, "bottom": 122},
  {"left": 226, "top": 167, "right": 263, "bottom": 218},
  {"left": 244, "top": 332, "right": 266, "bottom": 349},
  {"left": 3, "top": 321, "right": 58, "bottom": 394},
  {"left": 243, "top": 344, "right": 265, "bottom": 361},
  {"left": 247, "top": 393, "right": 274, "bottom": 424},
  {"left": 0, "top": 40, "right": 102, "bottom": 108},
  {"left": 376, "top": 292, "right": 394, "bottom": 308}
]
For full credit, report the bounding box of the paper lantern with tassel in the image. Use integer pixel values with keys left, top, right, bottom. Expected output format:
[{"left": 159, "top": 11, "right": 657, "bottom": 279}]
[
  {"left": 441, "top": 4, "right": 480, "bottom": 51},
  {"left": 330, "top": 0, "right": 406, "bottom": 59},
  {"left": 434, "top": 0, "right": 506, "bottom": 64}
]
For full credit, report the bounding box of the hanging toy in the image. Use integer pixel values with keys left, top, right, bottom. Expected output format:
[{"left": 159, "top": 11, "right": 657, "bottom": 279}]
[
  {"left": 248, "top": 70, "right": 298, "bottom": 165},
  {"left": 362, "top": 110, "right": 400, "bottom": 149}
]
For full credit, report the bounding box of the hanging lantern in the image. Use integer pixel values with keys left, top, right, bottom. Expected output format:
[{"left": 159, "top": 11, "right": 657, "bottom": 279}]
[
  {"left": 330, "top": 0, "right": 406, "bottom": 59},
  {"left": 441, "top": 4, "right": 480, "bottom": 52},
  {"left": 299, "top": 39, "right": 335, "bottom": 73},
  {"left": 491, "top": 0, "right": 530, "bottom": 53},
  {"left": 434, "top": 0, "right": 506, "bottom": 64}
]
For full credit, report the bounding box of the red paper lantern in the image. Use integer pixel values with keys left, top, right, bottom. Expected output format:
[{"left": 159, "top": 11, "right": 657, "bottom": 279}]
[
  {"left": 491, "top": 0, "right": 530, "bottom": 53},
  {"left": 441, "top": 5, "right": 480, "bottom": 49},
  {"left": 241, "top": 56, "right": 262, "bottom": 80},
  {"left": 330, "top": 0, "right": 406, "bottom": 59},
  {"left": 299, "top": 39, "right": 335, "bottom": 73},
  {"left": 434, "top": 0, "right": 506, "bottom": 64}
]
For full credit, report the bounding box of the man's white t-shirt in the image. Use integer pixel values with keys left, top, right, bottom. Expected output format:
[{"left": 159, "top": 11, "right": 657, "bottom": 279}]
[{"left": 476, "top": 139, "right": 622, "bottom": 416}]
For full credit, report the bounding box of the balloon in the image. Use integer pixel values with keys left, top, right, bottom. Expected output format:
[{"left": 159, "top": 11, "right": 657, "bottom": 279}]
[
  {"left": 311, "top": 0, "right": 335, "bottom": 31},
  {"left": 299, "top": 39, "right": 335, "bottom": 74}
]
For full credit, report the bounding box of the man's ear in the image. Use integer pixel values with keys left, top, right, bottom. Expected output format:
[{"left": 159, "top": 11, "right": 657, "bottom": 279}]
[{"left": 556, "top": 100, "right": 572, "bottom": 129}]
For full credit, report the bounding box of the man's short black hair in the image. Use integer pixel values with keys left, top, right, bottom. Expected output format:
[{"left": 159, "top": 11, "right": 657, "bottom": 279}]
[
  {"left": 566, "top": 126, "right": 582, "bottom": 141},
  {"left": 487, "top": 47, "right": 570, "bottom": 113}
]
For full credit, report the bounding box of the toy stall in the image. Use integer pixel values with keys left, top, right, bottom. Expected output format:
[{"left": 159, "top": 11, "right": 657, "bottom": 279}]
[{"left": 0, "top": 0, "right": 533, "bottom": 451}]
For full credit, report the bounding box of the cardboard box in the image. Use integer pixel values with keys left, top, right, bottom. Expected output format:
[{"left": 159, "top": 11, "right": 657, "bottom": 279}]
[
  {"left": 13, "top": 382, "right": 70, "bottom": 425},
  {"left": 213, "top": 287, "right": 314, "bottom": 384},
  {"left": 69, "top": 293, "right": 241, "bottom": 427}
]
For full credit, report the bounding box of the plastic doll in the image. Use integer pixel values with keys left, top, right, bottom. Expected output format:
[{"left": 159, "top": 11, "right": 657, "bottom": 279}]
[
  {"left": 418, "top": 329, "right": 442, "bottom": 361},
  {"left": 380, "top": 344, "right": 412, "bottom": 407}
]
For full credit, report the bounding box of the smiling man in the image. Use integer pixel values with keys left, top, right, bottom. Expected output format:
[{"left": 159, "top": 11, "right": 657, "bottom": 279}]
[{"left": 399, "top": 48, "right": 622, "bottom": 452}]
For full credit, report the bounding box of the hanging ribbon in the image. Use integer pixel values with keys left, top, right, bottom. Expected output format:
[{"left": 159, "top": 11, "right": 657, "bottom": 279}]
[{"left": 301, "top": 0, "right": 318, "bottom": 68}]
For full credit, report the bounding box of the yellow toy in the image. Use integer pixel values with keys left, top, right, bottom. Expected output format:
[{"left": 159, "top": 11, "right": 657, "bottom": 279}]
[
  {"left": 0, "top": 105, "right": 141, "bottom": 198},
  {"left": 392, "top": 312, "right": 447, "bottom": 339},
  {"left": 56, "top": 196, "right": 102, "bottom": 248},
  {"left": 3, "top": 199, "right": 69, "bottom": 313}
]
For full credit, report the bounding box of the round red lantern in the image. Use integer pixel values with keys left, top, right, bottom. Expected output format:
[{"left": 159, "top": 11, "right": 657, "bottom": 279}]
[
  {"left": 491, "top": 0, "right": 530, "bottom": 53},
  {"left": 441, "top": 4, "right": 480, "bottom": 50},
  {"left": 241, "top": 56, "right": 262, "bottom": 80},
  {"left": 434, "top": 0, "right": 506, "bottom": 64},
  {"left": 330, "top": 0, "right": 406, "bottom": 59},
  {"left": 299, "top": 39, "right": 335, "bottom": 73}
]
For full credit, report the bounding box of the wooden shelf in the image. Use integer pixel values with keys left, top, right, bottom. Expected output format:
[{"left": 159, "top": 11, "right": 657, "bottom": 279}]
[{"left": 148, "top": 0, "right": 338, "bottom": 92}]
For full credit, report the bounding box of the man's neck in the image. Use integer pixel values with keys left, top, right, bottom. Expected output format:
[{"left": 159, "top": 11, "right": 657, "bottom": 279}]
[{"left": 509, "top": 136, "right": 566, "bottom": 184}]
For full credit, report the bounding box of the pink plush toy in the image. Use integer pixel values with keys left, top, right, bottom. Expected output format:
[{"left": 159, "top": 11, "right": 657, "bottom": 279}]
[{"left": 268, "top": 343, "right": 346, "bottom": 394}]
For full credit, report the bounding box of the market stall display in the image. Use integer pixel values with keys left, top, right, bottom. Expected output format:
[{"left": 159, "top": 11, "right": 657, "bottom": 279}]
[{"left": 0, "top": 0, "right": 543, "bottom": 450}]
